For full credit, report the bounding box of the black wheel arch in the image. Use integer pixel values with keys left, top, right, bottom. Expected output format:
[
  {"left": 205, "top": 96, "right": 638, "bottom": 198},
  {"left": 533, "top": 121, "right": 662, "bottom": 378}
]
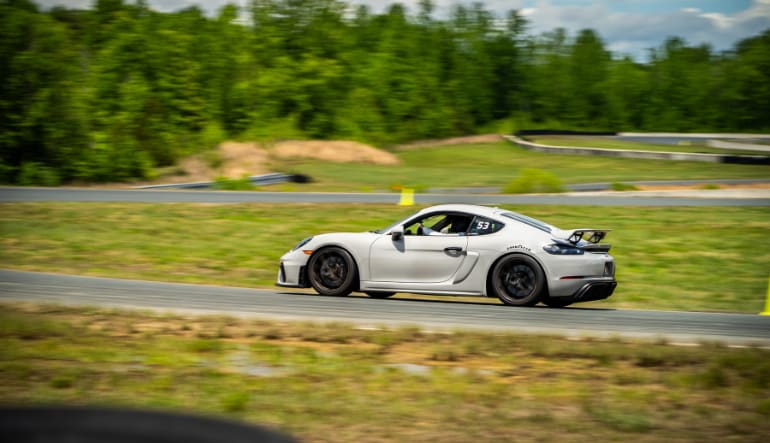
[{"left": 485, "top": 252, "right": 550, "bottom": 298}]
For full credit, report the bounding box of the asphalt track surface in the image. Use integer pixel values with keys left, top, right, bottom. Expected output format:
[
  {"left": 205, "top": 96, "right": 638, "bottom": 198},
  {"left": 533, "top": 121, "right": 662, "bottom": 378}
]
[
  {"left": 1, "top": 187, "right": 769, "bottom": 206},
  {"left": 2, "top": 187, "right": 768, "bottom": 345},
  {"left": 2, "top": 270, "right": 769, "bottom": 346}
]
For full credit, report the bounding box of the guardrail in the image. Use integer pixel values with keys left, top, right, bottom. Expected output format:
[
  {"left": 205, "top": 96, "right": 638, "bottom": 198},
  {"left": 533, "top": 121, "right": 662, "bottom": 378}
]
[
  {"left": 505, "top": 132, "right": 770, "bottom": 165},
  {"left": 135, "top": 173, "right": 311, "bottom": 190}
]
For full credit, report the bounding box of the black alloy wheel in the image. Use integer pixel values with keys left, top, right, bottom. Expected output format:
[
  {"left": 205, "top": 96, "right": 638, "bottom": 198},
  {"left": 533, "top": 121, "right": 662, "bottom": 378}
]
[
  {"left": 307, "top": 247, "right": 357, "bottom": 296},
  {"left": 491, "top": 255, "right": 545, "bottom": 306}
]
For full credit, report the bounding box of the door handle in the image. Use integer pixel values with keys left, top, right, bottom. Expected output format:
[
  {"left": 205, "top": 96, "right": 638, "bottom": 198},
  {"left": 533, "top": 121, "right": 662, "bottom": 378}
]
[{"left": 444, "top": 247, "right": 464, "bottom": 257}]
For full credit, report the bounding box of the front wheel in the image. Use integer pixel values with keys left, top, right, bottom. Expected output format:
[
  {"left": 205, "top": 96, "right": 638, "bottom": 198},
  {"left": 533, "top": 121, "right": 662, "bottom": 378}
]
[
  {"left": 491, "top": 255, "right": 545, "bottom": 306},
  {"left": 307, "top": 247, "right": 358, "bottom": 296}
]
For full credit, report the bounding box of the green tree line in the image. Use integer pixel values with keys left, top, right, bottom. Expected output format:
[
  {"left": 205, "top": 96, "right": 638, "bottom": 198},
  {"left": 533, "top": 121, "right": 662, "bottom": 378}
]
[{"left": 1, "top": 0, "right": 769, "bottom": 184}]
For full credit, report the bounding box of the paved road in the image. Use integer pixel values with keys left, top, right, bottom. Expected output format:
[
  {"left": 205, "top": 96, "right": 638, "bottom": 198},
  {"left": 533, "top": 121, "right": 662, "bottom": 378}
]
[
  {"left": 2, "top": 270, "right": 768, "bottom": 346},
  {"left": 2, "top": 187, "right": 768, "bottom": 206}
]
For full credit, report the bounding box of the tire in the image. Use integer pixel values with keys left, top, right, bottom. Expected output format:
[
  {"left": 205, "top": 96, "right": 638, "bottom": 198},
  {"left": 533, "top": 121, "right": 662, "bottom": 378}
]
[
  {"left": 307, "top": 247, "right": 358, "bottom": 296},
  {"left": 542, "top": 297, "right": 572, "bottom": 308},
  {"left": 364, "top": 291, "right": 395, "bottom": 299},
  {"left": 491, "top": 255, "right": 545, "bottom": 306}
]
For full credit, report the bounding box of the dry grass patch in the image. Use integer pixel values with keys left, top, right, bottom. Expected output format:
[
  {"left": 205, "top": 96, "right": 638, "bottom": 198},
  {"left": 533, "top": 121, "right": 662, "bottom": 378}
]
[
  {"left": 216, "top": 141, "right": 271, "bottom": 178},
  {"left": 394, "top": 134, "right": 503, "bottom": 150},
  {"left": 2, "top": 303, "right": 769, "bottom": 443},
  {"left": 271, "top": 140, "right": 400, "bottom": 165}
]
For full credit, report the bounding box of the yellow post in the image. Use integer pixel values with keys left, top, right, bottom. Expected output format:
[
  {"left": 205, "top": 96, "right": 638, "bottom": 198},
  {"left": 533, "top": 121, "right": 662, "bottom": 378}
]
[
  {"left": 398, "top": 188, "right": 414, "bottom": 206},
  {"left": 761, "top": 274, "right": 770, "bottom": 316}
]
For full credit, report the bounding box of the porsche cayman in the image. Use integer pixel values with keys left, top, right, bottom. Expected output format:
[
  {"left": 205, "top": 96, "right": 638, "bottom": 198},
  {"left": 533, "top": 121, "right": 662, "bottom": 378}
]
[{"left": 277, "top": 204, "right": 616, "bottom": 307}]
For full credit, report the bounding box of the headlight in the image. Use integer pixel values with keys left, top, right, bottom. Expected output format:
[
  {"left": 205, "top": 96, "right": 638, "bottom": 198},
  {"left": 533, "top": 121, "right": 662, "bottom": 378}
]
[
  {"left": 543, "top": 244, "right": 584, "bottom": 255},
  {"left": 292, "top": 236, "right": 313, "bottom": 251}
]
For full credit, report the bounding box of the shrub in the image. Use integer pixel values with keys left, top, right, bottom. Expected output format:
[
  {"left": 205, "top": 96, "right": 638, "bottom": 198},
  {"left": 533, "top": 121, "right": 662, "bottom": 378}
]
[
  {"left": 187, "top": 339, "right": 224, "bottom": 353},
  {"left": 49, "top": 375, "right": 74, "bottom": 389},
  {"left": 611, "top": 182, "right": 639, "bottom": 191},
  {"left": 213, "top": 176, "right": 255, "bottom": 191},
  {"left": 18, "top": 162, "right": 61, "bottom": 186},
  {"left": 221, "top": 391, "right": 250, "bottom": 412},
  {"left": 503, "top": 168, "right": 565, "bottom": 194},
  {"left": 0, "top": 161, "right": 14, "bottom": 183}
]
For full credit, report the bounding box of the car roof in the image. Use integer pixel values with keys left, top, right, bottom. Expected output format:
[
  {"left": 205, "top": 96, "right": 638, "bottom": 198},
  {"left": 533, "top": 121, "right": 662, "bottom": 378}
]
[{"left": 415, "top": 204, "right": 504, "bottom": 218}]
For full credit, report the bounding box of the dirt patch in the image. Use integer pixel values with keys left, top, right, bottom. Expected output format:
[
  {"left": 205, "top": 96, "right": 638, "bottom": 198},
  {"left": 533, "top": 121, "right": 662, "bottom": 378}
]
[
  {"left": 394, "top": 134, "right": 503, "bottom": 150},
  {"left": 118, "top": 140, "right": 397, "bottom": 187},
  {"left": 124, "top": 142, "right": 271, "bottom": 187},
  {"left": 636, "top": 183, "right": 770, "bottom": 191},
  {"left": 271, "top": 140, "right": 400, "bottom": 165},
  {"left": 217, "top": 141, "right": 270, "bottom": 178}
]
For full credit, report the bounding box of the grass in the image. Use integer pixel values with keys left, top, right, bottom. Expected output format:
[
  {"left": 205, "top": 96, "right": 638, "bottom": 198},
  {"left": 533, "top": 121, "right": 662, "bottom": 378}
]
[
  {"left": 1, "top": 202, "right": 769, "bottom": 313},
  {"left": 528, "top": 136, "right": 770, "bottom": 157},
  {"left": 502, "top": 168, "right": 566, "bottom": 194},
  {"left": 0, "top": 303, "right": 768, "bottom": 443},
  {"left": 267, "top": 141, "right": 770, "bottom": 192}
]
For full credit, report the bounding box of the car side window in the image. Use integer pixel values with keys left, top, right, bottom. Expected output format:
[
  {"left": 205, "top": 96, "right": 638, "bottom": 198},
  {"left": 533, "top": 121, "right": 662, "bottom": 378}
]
[
  {"left": 403, "top": 212, "right": 474, "bottom": 236},
  {"left": 468, "top": 216, "right": 504, "bottom": 235}
]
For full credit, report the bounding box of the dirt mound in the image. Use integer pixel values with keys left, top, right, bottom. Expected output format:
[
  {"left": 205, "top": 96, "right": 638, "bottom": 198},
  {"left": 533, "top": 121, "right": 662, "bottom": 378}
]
[
  {"left": 395, "top": 134, "right": 503, "bottom": 150},
  {"left": 124, "top": 139, "right": 397, "bottom": 188},
  {"left": 174, "top": 142, "right": 270, "bottom": 182},
  {"left": 271, "top": 140, "right": 400, "bottom": 165},
  {"left": 217, "top": 141, "right": 270, "bottom": 178}
]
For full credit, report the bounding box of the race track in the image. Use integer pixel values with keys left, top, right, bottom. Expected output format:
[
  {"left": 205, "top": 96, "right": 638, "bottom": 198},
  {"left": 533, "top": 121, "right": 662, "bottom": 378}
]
[
  {"left": 2, "top": 187, "right": 769, "bottom": 345},
  {"left": 2, "top": 187, "right": 769, "bottom": 206},
  {"left": 2, "top": 270, "right": 768, "bottom": 346}
]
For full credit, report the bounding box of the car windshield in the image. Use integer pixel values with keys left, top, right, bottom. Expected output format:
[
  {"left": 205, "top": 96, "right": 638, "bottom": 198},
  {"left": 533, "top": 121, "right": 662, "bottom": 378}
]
[{"left": 500, "top": 211, "right": 554, "bottom": 233}]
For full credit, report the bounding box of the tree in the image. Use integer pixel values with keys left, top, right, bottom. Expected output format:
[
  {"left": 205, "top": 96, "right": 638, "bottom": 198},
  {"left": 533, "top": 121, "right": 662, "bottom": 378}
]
[
  {"left": 0, "top": 0, "right": 88, "bottom": 183},
  {"left": 719, "top": 30, "right": 770, "bottom": 131},
  {"left": 568, "top": 29, "right": 610, "bottom": 127},
  {"left": 0, "top": 0, "right": 768, "bottom": 184},
  {"left": 605, "top": 56, "right": 650, "bottom": 130}
]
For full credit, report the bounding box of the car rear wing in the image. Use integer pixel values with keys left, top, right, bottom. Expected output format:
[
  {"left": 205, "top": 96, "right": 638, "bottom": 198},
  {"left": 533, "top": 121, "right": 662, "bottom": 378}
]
[{"left": 554, "top": 229, "right": 611, "bottom": 245}]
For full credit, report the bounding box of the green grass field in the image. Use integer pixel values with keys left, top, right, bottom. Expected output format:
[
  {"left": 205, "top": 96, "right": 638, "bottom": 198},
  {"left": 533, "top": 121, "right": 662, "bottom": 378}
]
[
  {"left": 2, "top": 202, "right": 768, "bottom": 313},
  {"left": 267, "top": 141, "right": 770, "bottom": 192},
  {"left": 1, "top": 303, "right": 768, "bottom": 443},
  {"left": 3, "top": 141, "right": 769, "bottom": 442}
]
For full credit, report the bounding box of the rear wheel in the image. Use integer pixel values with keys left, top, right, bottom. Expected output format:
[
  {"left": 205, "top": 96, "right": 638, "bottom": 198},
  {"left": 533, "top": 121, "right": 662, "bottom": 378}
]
[
  {"left": 307, "top": 247, "right": 357, "bottom": 296},
  {"left": 364, "top": 291, "right": 395, "bottom": 299},
  {"left": 491, "top": 255, "right": 545, "bottom": 306}
]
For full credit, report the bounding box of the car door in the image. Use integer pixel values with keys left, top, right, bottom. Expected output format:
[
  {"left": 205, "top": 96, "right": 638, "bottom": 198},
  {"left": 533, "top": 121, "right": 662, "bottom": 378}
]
[{"left": 368, "top": 234, "right": 468, "bottom": 284}]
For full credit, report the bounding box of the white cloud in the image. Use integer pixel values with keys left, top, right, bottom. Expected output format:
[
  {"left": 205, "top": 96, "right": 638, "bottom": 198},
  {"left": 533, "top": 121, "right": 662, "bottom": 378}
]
[
  {"left": 700, "top": 12, "right": 733, "bottom": 30},
  {"left": 515, "top": 0, "right": 770, "bottom": 59},
  {"left": 520, "top": 7, "right": 536, "bottom": 17}
]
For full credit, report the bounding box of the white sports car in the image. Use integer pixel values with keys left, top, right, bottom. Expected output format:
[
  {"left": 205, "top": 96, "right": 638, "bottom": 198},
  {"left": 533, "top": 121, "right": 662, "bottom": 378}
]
[{"left": 277, "top": 204, "right": 616, "bottom": 307}]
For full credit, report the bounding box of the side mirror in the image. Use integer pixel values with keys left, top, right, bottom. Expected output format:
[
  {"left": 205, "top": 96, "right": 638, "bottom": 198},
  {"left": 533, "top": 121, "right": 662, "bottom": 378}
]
[{"left": 391, "top": 225, "right": 404, "bottom": 241}]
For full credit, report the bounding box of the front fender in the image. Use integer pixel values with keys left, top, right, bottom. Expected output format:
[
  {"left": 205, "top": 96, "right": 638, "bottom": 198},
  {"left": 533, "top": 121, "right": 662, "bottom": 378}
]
[{"left": 304, "top": 232, "right": 380, "bottom": 281}]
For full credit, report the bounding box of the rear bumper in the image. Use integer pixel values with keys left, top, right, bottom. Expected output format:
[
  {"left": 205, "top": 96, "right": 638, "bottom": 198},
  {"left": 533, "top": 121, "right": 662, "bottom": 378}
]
[
  {"left": 573, "top": 280, "right": 617, "bottom": 302},
  {"left": 547, "top": 278, "right": 617, "bottom": 304}
]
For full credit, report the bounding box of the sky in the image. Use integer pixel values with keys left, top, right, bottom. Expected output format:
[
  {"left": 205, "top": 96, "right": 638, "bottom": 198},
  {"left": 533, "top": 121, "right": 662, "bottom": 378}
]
[{"left": 33, "top": 0, "right": 770, "bottom": 60}]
